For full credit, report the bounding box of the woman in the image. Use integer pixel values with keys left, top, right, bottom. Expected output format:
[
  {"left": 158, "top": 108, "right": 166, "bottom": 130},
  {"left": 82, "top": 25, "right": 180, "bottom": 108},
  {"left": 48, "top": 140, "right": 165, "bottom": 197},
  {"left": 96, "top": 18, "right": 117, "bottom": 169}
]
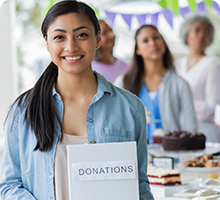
[
  {"left": 115, "top": 24, "right": 197, "bottom": 144},
  {"left": 0, "top": 1, "right": 154, "bottom": 200},
  {"left": 175, "top": 15, "right": 220, "bottom": 142},
  {"left": 92, "top": 19, "right": 129, "bottom": 83}
]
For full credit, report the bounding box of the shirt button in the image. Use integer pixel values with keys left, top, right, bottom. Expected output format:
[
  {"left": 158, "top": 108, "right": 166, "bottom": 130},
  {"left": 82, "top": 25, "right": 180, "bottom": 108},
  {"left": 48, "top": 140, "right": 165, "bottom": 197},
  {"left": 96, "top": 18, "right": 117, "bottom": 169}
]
[
  {"left": 88, "top": 118, "right": 93, "bottom": 123},
  {"left": 91, "top": 140, "right": 96, "bottom": 144}
]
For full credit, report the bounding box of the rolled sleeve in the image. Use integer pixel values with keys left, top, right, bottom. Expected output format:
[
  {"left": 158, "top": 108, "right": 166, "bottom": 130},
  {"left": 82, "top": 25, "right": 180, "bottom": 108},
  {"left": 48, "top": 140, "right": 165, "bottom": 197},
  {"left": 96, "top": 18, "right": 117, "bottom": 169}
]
[{"left": 0, "top": 104, "right": 36, "bottom": 200}]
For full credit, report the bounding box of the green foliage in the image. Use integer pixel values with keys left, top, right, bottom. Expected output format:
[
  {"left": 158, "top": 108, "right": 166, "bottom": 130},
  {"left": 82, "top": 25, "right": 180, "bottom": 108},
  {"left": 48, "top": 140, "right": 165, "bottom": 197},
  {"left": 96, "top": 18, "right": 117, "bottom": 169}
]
[
  {"left": 15, "top": 0, "right": 43, "bottom": 31},
  {"left": 41, "top": 0, "right": 55, "bottom": 16}
]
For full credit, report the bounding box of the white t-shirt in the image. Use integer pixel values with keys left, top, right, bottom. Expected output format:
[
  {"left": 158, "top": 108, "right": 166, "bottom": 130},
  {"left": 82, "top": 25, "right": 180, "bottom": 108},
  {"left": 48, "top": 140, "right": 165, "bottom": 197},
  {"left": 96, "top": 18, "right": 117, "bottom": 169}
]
[
  {"left": 175, "top": 55, "right": 220, "bottom": 121},
  {"left": 175, "top": 55, "right": 220, "bottom": 142},
  {"left": 54, "top": 134, "right": 88, "bottom": 200}
]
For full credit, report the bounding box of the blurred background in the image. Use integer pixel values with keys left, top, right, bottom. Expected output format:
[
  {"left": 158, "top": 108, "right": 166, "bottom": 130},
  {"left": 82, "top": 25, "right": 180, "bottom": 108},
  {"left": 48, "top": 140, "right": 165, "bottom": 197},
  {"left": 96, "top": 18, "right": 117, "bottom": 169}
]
[{"left": 1, "top": 0, "right": 220, "bottom": 141}]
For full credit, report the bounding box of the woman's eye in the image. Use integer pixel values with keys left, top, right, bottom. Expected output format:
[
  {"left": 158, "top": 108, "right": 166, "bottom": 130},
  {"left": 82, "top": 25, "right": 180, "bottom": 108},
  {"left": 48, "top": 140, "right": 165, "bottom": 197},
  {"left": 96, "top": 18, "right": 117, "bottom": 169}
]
[
  {"left": 204, "top": 29, "right": 210, "bottom": 35},
  {"left": 77, "top": 33, "right": 88, "bottom": 38},
  {"left": 53, "top": 35, "right": 64, "bottom": 40},
  {"left": 195, "top": 28, "right": 200, "bottom": 33},
  {"left": 153, "top": 36, "right": 159, "bottom": 40},
  {"left": 102, "top": 31, "right": 107, "bottom": 36},
  {"left": 143, "top": 39, "right": 148, "bottom": 43}
]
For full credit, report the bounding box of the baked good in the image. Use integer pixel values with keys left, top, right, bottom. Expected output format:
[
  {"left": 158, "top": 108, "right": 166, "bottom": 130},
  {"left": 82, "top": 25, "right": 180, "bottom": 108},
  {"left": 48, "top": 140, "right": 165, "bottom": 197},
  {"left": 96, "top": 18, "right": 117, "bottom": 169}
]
[
  {"left": 183, "top": 160, "right": 205, "bottom": 167},
  {"left": 147, "top": 166, "right": 181, "bottom": 185},
  {"left": 205, "top": 157, "right": 220, "bottom": 168},
  {"left": 183, "top": 154, "right": 220, "bottom": 168},
  {"left": 162, "top": 131, "right": 206, "bottom": 151},
  {"left": 153, "top": 128, "right": 165, "bottom": 144}
]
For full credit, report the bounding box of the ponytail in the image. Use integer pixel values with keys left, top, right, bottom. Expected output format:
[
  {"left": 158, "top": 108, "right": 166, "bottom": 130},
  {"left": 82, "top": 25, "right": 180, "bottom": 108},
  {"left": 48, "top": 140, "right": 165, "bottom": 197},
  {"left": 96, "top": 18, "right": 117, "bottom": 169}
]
[{"left": 8, "top": 62, "right": 62, "bottom": 151}]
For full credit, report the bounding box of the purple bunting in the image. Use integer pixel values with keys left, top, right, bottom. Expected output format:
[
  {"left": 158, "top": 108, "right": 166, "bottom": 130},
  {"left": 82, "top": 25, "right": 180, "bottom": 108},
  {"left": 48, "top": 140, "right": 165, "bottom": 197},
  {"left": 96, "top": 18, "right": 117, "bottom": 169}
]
[
  {"left": 136, "top": 14, "right": 147, "bottom": 26},
  {"left": 104, "top": 0, "right": 220, "bottom": 31},
  {"left": 121, "top": 14, "right": 133, "bottom": 30},
  {"left": 197, "top": 2, "right": 206, "bottom": 13},
  {"left": 105, "top": 11, "right": 117, "bottom": 27},
  {"left": 180, "top": 7, "right": 191, "bottom": 18},
  {"left": 151, "top": 13, "right": 159, "bottom": 27},
  {"left": 162, "top": 9, "right": 173, "bottom": 28},
  {"left": 213, "top": 0, "right": 220, "bottom": 13}
]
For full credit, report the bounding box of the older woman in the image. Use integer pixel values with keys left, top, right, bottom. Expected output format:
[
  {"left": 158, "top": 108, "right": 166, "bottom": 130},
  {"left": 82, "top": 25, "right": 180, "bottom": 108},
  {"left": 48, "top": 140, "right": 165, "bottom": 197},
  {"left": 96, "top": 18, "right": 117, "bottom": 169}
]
[{"left": 175, "top": 15, "right": 220, "bottom": 142}]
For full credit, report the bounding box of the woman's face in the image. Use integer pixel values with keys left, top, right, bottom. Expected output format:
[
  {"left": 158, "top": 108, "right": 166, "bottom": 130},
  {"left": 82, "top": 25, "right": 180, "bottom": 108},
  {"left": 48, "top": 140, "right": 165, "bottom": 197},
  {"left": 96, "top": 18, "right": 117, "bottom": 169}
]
[
  {"left": 186, "top": 22, "right": 212, "bottom": 52},
  {"left": 46, "top": 13, "right": 101, "bottom": 76},
  {"left": 136, "top": 27, "right": 166, "bottom": 61},
  {"left": 99, "top": 21, "right": 115, "bottom": 50}
]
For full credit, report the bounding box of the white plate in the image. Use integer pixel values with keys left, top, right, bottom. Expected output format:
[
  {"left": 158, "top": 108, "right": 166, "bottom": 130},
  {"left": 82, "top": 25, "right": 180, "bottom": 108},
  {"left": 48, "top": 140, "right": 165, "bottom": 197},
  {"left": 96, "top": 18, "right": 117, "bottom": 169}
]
[
  {"left": 199, "top": 179, "right": 220, "bottom": 189},
  {"left": 174, "top": 187, "right": 220, "bottom": 199},
  {"left": 176, "top": 163, "right": 220, "bottom": 172}
]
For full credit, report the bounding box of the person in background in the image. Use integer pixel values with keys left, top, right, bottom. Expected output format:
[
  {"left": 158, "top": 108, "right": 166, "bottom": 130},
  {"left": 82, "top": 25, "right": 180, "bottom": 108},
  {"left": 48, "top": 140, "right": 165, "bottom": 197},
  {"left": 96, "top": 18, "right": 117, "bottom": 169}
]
[
  {"left": 114, "top": 24, "right": 197, "bottom": 144},
  {"left": 92, "top": 19, "right": 129, "bottom": 83},
  {"left": 0, "top": 1, "right": 154, "bottom": 199},
  {"left": 175, "top": 15, "right": 220, "bottom": 142},
  {"left": 214, "top": 120, "right": 220, "bottom": 128}
]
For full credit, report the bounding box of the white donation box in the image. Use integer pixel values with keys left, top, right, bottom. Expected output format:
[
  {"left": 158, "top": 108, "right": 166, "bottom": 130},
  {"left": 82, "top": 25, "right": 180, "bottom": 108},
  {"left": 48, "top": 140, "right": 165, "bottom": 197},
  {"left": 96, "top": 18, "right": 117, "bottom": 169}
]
[{"left": 67, "top": 141, "right": 139, "bottom": 200}]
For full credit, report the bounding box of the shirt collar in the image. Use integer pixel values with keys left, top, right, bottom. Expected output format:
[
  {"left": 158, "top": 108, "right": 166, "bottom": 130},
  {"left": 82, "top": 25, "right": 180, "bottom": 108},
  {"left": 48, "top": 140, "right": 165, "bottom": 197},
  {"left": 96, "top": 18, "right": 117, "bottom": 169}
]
[
  {"left": 162, "top": 69, "right": 172, "bottom": 82},
  {"left": 52, "top": 71, "right": 113, "bottom": 98},
  {"left": 94, "top": 71, "right": 113, "bottom": 96}
]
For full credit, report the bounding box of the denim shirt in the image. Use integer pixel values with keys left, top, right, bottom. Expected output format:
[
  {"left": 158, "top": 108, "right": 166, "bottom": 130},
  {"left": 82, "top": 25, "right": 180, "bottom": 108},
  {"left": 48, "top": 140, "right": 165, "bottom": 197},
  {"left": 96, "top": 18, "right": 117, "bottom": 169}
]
[{"left": 0, "top": 72, "right": 154, "bottom": 200}]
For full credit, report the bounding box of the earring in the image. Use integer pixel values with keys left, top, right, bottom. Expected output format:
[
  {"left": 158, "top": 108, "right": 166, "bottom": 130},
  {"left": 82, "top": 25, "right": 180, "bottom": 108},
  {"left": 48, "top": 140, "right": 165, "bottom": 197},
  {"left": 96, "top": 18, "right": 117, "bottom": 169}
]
[{"left": 96, "top": 46, "right": 100, "bottom": 50}]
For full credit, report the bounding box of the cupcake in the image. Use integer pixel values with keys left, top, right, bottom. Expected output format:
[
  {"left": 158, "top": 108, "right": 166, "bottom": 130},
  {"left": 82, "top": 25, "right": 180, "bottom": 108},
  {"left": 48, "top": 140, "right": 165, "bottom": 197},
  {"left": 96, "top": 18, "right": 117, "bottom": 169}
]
[{"left": 153, "top": 128, "right": 165, "bottom": 144}]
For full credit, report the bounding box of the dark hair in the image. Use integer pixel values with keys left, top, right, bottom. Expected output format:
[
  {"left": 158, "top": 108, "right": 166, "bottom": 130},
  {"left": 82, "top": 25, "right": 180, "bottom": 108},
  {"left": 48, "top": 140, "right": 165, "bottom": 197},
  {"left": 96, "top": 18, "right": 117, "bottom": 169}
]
[
  {"left": 123, "top": 24, "right": 174, "bottom": 96},
  {"left": 94, "top": 19, "right": 114, "bottom": 61},
  {"left": 8, "top": 0, "right": 100, "bottom": 151}
]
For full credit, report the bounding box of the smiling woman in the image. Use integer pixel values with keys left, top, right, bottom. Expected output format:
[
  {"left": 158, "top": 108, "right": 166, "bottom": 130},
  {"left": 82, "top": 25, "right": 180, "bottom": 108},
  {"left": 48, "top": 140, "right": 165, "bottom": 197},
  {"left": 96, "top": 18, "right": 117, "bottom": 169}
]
[
  {"left": 0, "top": 1, "right": 154, "bottom": 200},
  {"left": 46, "top": 13, "right": 99, "bottom": 77}
]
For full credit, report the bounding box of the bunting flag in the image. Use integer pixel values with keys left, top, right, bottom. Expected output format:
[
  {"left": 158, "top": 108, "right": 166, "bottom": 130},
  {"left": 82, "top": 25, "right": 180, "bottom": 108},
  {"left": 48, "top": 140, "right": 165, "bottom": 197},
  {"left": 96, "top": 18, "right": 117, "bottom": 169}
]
[
  {"left": 162, "top": 9, "right": 173, "bottom": 28},
  {"left": 151, "top": 13, "right": 159, "bottom": 27},
  {"left": 188, "top": 0, "right": 197, "bottom": 11},
  {"left": 104, "top": 0, "right": 220, "bottom": 30},
  {"left": 179, "top": 6, "right": 191, "bottom": 18},
  {"left": 204, "top": 0, "right": 213, "bottom": 7},
  {"left": 136, "top": 14, "right": 148, "bottom": 26},
  {"left": 197, "top": 1, "right": 206, "bottom": 13},
  {"left": 213, "top": 1, "right": 220, "bottom": 12},
  {"left": 121, "top": 14, "right": 132, "bottom": 30},
  {"left": 105, "top": 11, "right": 117, "bottom": 26}
]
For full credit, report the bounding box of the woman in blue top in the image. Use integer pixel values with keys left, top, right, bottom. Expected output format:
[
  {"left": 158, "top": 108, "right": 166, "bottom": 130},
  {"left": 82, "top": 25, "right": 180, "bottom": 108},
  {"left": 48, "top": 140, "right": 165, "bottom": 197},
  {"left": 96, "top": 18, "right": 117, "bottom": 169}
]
[
  {"left": 0, "top": 1, "right": 154, "bottom": 200},
  {"left": 115, "top": 25, "right": 197, "bottom": 144}
]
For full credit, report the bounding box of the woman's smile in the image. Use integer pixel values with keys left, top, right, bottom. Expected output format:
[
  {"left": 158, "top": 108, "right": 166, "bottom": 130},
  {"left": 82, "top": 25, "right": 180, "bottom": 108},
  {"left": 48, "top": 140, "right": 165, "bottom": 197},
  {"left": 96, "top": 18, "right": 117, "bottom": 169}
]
[{"left": 62, "top": 55, "right": 84, "bottom": 63}]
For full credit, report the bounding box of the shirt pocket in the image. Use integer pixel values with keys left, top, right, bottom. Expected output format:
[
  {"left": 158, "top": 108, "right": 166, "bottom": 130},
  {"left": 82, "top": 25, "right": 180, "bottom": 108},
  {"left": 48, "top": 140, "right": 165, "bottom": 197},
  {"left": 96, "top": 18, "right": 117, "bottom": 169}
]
[{"left": 101, "top": 128, "right": 131, "bottom": 142}]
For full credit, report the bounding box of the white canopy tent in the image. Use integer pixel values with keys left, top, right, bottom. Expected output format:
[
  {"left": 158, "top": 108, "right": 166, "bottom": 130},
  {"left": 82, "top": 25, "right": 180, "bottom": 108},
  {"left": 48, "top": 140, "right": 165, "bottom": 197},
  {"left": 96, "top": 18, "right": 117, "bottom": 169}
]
[{"left": 83, "top": 0, "right": 220, "bottom": 61}]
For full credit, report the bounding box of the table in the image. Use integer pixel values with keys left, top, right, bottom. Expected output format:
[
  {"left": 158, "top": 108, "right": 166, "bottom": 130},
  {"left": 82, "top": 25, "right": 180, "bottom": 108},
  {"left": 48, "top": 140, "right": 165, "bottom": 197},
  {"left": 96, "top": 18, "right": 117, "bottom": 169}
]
[{"left": 147, "top": 142, "right": 220, "bottom": 199}]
